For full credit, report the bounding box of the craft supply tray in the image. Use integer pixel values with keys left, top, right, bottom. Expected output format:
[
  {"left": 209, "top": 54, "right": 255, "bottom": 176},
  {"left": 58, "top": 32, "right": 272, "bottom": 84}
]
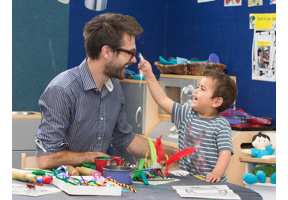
[{"left": 154, "top": 61, "right": 226, "bottom": 76}]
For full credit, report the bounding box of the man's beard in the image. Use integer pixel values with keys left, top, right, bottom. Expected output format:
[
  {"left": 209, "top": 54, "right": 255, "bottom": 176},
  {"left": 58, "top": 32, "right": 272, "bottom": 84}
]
[{"left": 103, "top": 59, "right": 131, "bottom": 79}]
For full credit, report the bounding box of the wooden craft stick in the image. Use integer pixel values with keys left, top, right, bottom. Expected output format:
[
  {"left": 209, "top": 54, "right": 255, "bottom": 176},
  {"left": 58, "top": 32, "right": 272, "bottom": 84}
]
[
  {"left": 12, "top": 168, "right": 37, "bottom": 183},
  {"left": 66, "top": 165, "right": 80, "bottom": 176},
  {"left": 75, "top": 166, "right": 97, "bottom": 176}
]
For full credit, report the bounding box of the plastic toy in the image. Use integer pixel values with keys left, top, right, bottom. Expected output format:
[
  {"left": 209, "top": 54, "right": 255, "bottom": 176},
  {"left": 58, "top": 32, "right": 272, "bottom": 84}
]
[{"left": 241, "top": 132, "right": 276, "bottom": 184}]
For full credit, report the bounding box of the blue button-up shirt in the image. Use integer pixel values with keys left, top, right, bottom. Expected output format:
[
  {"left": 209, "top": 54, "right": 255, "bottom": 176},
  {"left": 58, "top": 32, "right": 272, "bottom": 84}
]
[{"left": 35, "top": 59, "right": 135, "bottom": 156}]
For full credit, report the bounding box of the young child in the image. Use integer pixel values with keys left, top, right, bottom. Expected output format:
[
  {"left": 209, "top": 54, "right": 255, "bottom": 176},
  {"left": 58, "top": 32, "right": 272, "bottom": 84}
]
[{"left": 139, "top": 60, "right": 237, "bottom": 182}]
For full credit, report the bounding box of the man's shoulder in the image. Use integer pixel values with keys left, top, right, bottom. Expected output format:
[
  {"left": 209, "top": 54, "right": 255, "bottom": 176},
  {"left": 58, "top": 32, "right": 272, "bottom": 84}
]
[{"left": 48, "top": 67, "right": 81, "bottom": 90}]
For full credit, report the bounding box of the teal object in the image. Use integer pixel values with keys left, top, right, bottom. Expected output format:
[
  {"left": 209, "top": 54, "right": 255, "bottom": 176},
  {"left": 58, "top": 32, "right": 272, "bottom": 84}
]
[
  {"left": 176, "top": 57, "right": 205, "bottom": 64},
  {"left": 159, "top": 56, "right": 177, "bottom": 65},
  {"left": 242, "top": 173, "right": 257, "bottom": 184},
  {"left": 270, "top": 172, "right": 276, "bottom": 184},
  {"left": 140, "top": 172, "right": 149, "bottom": 185},
  {"left": 256, "top": 170, "right": 266, "bottom": 183},
  {"left": 125, "top": 69, "right": 145, "bottom": 80}
]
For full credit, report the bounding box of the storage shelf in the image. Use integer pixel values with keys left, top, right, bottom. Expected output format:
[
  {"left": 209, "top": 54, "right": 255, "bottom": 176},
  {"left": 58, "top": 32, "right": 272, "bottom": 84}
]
[{"left": 239, "top": 156, "right": 276, "bottom": 165}]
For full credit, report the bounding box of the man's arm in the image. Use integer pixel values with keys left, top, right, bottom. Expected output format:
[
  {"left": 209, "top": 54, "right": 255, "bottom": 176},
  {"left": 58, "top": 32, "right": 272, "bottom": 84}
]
[
  {"left": 37, "top": 150, "right": 109, "bottom": 169},
  {"left": 139, "top": 60, "right": 174, "bottom": 115}
]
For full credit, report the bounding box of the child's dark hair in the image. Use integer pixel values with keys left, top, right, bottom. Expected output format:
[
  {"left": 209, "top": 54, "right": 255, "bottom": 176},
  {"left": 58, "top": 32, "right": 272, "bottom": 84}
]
[
  {"left": 205, "top": 71, "right": 238, "bottom": 113},
  {"left": 252, "top": 132, "right": 270, "bottom": 142}
]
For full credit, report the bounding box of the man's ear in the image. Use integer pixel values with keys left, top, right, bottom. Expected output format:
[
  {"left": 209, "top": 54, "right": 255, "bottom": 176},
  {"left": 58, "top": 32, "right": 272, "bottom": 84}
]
[
  {"left": 101, "top": 45, "right": 113, "bottom": 60},
  {"left": 212, "top": 97, "right": 223, "bottom": 108}
]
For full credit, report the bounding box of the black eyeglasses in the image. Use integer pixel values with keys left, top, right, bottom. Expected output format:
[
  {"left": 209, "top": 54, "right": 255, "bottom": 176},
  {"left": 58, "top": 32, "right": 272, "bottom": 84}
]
[{"left": 117, "top": 48, "right": 136, "bottom": 61}]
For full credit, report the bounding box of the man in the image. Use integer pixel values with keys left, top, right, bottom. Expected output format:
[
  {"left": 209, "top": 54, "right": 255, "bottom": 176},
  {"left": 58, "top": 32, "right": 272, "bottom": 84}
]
[{"left": 35, "top": 13, "right": 177, "bottom": 169}]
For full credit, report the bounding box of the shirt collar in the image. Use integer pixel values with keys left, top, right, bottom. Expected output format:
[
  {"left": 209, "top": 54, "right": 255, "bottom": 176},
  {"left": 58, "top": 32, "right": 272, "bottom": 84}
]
[
  {"left": 79, "top": 58, "right": 114, "bottom": 92},
  {"left": 104, "top": 78, "right": 114, "bottom": 92}
]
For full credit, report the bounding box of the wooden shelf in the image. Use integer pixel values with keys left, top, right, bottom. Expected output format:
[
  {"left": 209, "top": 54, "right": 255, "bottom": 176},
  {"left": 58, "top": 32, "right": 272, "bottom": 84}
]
[{"left": 239, "top": 156, "right": 276, "bottom": 165}]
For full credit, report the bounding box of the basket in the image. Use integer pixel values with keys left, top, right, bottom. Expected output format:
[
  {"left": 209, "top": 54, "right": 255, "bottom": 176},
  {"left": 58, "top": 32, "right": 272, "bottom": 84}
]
[{"left": 154, "top": 61, "right": 226, "bottom": 76}]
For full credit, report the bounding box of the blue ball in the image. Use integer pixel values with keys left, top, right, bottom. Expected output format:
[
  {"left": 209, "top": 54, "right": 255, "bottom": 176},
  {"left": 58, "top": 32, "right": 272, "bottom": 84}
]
[
  {"left": 270, "top": 172, "right": 276, "bottom": 184},
  {"left": 242, "top": 173, "right": 257, "bottom": 184},
  {"left": 256, "top": 170, "right": 267, "bottom": 183}
]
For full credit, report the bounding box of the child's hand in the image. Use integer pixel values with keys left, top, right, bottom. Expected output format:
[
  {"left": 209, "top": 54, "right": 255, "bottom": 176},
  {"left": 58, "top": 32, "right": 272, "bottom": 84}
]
[
  {"left": 205, "top": 173, "right": 221, "bottom": 183},
  {"left": 138, "top": 60, "right": 153, "bottom": 78}
]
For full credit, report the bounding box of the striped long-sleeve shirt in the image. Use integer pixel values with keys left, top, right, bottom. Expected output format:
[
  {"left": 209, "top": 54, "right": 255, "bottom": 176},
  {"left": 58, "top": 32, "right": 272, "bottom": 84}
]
[
  {"left": 35, "top": 59, "right": 135, "bottom": 156},
  {"left": 171, "top": 102, "right": 233, "bottom": 182}
]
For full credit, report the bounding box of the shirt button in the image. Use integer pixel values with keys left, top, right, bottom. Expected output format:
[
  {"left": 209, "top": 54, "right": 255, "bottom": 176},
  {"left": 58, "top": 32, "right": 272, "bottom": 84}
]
[
  {"left": 98, "top": 137, "right": 102, "bottom": 140},
  {"left": 100, "top": 117, "right": 104, "bottom": 120}
]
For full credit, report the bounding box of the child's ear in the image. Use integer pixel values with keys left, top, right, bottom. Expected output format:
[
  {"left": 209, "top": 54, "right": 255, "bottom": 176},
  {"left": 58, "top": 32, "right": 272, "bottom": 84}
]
[{"left": 212, "top": 97, "right": 223, "bottom": 108}]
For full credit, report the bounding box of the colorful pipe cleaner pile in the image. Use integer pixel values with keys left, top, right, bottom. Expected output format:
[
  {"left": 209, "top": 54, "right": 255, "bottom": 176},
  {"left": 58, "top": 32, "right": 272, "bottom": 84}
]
[{"left": 53, "top": 165, "right": 136, "bottom": 193}]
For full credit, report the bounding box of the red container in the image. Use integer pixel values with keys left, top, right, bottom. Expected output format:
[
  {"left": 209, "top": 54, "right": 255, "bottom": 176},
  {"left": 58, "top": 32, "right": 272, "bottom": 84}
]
[{"left": 94, "top": 156, "right": 124, "bottom": 175}]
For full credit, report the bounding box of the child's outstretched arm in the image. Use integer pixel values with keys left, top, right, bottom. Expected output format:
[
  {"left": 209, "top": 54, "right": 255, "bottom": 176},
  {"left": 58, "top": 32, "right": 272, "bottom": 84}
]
[{"left": 138, "top": 60, "right": 173, "bottom": 115}]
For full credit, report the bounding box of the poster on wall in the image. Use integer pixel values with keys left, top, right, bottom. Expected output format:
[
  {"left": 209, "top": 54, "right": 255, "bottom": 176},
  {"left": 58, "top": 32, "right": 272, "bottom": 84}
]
[
  {"left": 198, "top": 0, "right": 215, "bottom": 3},
  {"left": 270, "top": 0, "right": 276, "bottom": 5},
  {"left": 248, "top": 0, "right": 263, "bottom": 7},
  {"left": 252, "top": 29, "right": 276, "bottom": 82},
  {"left": 225, "top": 0, "right": 242, "bottom": 7},
  {"left": 249, "top": 13, "right": 276, "bottom": 30}
]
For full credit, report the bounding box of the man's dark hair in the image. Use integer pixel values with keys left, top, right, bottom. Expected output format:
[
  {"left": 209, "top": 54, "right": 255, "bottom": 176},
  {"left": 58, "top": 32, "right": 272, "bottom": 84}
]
[{"left": 83, "top": 13, "right": 143, "bottom": 59}]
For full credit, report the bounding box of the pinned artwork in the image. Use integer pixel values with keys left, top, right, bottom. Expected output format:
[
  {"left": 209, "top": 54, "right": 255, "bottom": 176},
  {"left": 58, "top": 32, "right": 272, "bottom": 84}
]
[
  {"left": 270, "top": 0, "right": 276, "bottom": 5},
  {"left": 252, "top": 30, "right": 276, "bottom": 82},
  {"left": 224, "top": 0, "right": 242, "bottom": 7},
  {"left": 248, "top": 0, "right": 263, "bottom": 7}
]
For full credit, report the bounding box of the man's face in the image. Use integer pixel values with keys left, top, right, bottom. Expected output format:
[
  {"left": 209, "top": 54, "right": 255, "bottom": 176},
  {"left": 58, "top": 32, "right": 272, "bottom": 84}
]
[{"left": 103, "top": 33, "right": 137, "bottom": 79}]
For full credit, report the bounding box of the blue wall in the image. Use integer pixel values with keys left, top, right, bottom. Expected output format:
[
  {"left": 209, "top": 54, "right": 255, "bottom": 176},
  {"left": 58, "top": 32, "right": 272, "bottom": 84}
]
[
  {"left": 68, "top": 1, "right": 276, "bottom": 126},
  {"left": 165, "top": 1, "right": 276, "bottom": 126},
  {"left": 67, "top": 0, "right": 167, "bottom": 74}
]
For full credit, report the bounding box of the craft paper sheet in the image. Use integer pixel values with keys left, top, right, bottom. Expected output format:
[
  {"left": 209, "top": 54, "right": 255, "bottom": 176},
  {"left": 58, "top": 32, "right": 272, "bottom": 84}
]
[
  {"left": 172, "top": 185, "right": 240, "bottom": 199},
  {"left": 224, "top": 0, "right": 242, "bottom": 7}
]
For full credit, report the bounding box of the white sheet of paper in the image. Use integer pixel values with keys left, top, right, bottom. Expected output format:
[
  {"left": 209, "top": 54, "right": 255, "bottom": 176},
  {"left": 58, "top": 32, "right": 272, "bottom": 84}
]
[
  {"left": 12, "top": 183, "right": 61, "bottom": 197},
  {"left": 172, "top": 185, "right": 241, "bottom": 199}
]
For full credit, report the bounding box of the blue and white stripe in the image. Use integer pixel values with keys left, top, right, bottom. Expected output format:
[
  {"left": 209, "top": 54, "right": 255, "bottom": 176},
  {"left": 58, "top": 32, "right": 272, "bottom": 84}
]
[
  {"left": 35, "top": 59, "right": 135, "bottom": 156},
  {"left": 171, "top": 102, "right": 233, "bottom": 182}
]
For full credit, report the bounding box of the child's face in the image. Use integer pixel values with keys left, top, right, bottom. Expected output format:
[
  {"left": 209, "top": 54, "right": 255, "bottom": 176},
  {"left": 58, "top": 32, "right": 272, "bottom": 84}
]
[{"left": 192, "top": 76, "right": 216, "bottom": 117}]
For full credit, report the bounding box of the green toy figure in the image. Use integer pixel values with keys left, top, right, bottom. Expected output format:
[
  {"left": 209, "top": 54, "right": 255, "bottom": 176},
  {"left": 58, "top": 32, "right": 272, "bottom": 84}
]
[{"left": 241, "top": 132, "right": 276, "bottom": 184}]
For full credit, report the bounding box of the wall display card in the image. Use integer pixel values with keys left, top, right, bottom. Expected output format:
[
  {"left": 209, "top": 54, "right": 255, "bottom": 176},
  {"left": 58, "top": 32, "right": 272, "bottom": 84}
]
[
  {"left": 172, "top": 185, "right": 240, "bottom": 199},
  {"left": 255, "top": 13, "right": 276, "bottom": 30},
  {"left": 252, "top": 30, "right": 276, "bottom": 82},
  {"left": 248, "top": 0, "right": 263, "bottom": 7},
  {"left": 249, "top": 14, "right": 256, "bottom": 29},
  {"left": 198, "top": 0, "right": 215, "bottom": 3},
  {"left": 249, "top": 13, "right": 276, "bottom": 30},
  {"left": 225, "top": 0, "right": 242, "bottom": 7},
  {"left": 270, "top": 0, "right": 276, "bottom": 4}
]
